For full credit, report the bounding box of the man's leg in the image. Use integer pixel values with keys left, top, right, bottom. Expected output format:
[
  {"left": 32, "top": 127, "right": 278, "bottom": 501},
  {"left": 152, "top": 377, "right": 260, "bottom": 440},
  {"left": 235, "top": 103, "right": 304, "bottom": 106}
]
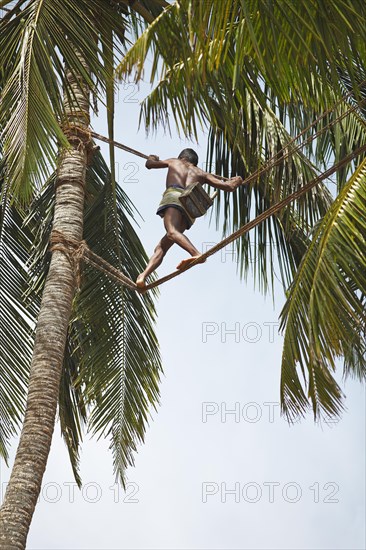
[
  {"left": 163, "top": 207, "right": 200, "bottom": 256},
  {"left": 136, "top": 234, "right": 174, "bottom": 288},
  {"left": 163, "top": 208, "right": 204, "bottom": 270},
  {"left": 136, "top": 207, "right": 204, "bottom": 288}
]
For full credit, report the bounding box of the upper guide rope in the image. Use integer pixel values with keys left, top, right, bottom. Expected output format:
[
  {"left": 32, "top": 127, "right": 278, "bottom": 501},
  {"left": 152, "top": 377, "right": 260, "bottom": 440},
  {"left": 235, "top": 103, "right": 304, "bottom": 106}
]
[{"left": 90, "top": 82, "right": 366, "bottom": 191}]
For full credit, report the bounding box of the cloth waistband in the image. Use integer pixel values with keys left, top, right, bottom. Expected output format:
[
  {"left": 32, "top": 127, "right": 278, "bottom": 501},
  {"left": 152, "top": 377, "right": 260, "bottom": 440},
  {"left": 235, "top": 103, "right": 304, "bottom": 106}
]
[{"left": 167, "top": 184, "right": 185, "bottom": 190}]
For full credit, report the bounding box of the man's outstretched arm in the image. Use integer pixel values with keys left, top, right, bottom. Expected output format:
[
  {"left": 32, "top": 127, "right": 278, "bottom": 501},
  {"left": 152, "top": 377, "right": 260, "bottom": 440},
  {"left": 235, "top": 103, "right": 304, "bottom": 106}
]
[
  {"left": 203, "top": 172, "right": 243, "bottom": 191},
  {"left": 145, "top": 155, "right": 172, "bottom": 169}
]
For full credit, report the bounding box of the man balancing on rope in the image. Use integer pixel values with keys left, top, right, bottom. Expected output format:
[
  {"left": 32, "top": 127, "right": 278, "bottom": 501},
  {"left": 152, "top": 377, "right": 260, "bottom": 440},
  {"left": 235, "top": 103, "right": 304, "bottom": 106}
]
[{"left": 136, "top": 148, "right": 243, "bottom": 289}]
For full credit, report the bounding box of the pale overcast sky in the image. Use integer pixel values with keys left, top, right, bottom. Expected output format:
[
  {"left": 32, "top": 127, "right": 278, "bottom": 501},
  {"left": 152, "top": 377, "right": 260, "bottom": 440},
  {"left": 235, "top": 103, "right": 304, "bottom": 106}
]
[{"left": 1, "top": 74, "right": 365, "bottom": 550}]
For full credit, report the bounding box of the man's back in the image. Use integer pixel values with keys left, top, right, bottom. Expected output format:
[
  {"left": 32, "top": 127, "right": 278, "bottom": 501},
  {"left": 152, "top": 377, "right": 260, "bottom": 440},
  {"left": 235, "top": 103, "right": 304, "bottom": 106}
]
[{"left": 164, "top": 158, "right": 206, "bottom": 188}]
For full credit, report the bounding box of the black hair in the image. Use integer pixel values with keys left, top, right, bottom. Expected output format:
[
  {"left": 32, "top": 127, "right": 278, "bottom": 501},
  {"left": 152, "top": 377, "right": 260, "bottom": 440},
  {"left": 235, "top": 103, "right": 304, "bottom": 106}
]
[{"left": 178, "top": 148, "right": 199, "bottom": 166}]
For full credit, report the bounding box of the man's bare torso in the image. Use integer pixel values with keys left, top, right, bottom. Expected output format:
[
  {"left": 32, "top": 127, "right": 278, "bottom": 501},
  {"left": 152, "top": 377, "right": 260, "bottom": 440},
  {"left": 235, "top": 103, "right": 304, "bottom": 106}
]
[{"left": 145, "top": 154, "right": 242, "bottom": 191}]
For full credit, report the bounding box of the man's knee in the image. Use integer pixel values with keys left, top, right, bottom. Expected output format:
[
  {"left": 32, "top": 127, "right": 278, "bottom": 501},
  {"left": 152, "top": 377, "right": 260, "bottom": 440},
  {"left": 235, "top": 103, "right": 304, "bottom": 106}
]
[{"left": 166, "top": 229, "right": 181, "bottom": 242}]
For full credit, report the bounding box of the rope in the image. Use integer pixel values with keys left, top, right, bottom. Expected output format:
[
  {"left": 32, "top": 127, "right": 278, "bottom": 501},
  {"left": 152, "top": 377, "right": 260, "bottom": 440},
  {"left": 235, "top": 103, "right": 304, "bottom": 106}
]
[
  {"left": 91, "top": 131, "right": 150, "bottom": 160},
  {"left": 49, "top": 231, "right": 138, "bottom": 291},
  {"left": 83, "top": 248, "right": 138, "bottom": 291},
  {"left": 48, "top": 142, "right": 366, "bottom": 293},
  {"left": 90, "top": 130, "right": 230, "bottom": 182},
  {"left": 91, "top": 83, "right": 366, "bottom": 192},
  {"left": 49, "top": 232, "right": 89, "bottom": 288},
  {"left": 240, "top": 83, "right": 366, "bottom": 189}
]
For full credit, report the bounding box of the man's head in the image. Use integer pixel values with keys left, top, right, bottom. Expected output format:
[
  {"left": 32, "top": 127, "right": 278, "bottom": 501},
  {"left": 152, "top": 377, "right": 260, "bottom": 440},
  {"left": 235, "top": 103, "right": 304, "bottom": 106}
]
[{"left": 178, "top": 148, "right": 199, "bottom": 166}]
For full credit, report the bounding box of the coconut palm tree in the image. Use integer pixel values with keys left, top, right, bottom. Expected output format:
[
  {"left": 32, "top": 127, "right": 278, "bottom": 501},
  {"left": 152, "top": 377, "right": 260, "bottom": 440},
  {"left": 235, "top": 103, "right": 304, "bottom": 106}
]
[{"left": 1, "top": 0, "right": 366, "bottom": 548}]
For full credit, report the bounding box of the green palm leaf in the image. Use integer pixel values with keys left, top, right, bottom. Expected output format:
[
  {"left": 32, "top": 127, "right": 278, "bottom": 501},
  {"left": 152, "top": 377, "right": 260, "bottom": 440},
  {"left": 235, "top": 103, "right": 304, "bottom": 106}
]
[
  {"left": 59, "top": 333, "right": 87, "bottom": 488},
  {"left": 205, "top": 89, "right": 334, "bottom": 291},
  {"left": 280, "top": 157, "right": 366, "bottom": 421},
  {"left": 0, "top": 160, "right": 36, "bottom": 463},
  {"left": 76, "top": 153, "right": 161, "bottom": 486},
  {"left": 117, "top": 0, "right": 366, "bottom": 105},
  {"left": 0, "top": 0, "right": 127, "bottom": 204}
]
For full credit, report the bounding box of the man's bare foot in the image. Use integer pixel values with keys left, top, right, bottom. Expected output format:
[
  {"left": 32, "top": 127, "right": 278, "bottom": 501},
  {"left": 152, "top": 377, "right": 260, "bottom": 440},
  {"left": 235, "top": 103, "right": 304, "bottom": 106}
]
[
  {"left": 176, "top": 255, "right": 205, "bottom": 270},
  {"left": 136, "top": 274, "right": 146, "bottom": 288}
]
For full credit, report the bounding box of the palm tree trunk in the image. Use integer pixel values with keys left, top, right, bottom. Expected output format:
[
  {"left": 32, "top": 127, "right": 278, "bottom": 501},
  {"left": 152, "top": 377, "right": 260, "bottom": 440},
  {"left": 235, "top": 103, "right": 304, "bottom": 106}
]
[{"left": 0, "top": 67, "right": 90, "bottom": 550}]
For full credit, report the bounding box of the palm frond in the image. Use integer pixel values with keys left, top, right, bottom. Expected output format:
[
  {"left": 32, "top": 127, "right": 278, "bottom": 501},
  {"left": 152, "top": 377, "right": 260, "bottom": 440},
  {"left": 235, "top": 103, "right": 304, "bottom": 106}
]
[
  {"left": 101, "top": 25, "right": 117, "bottom": 187},
  {"left": 59, "top": 331, "right": 87, "bottom": 488},
  {"left": 121, "top": 0, "right": 163, "bottom": 28},
  {"left": 117, "top": 0, "right": 366, "bottom": 106},
  {"left": 0, "top": 0, "right": 128, "bottom": 204},
  {"left": 0, "top": 159, "right": 37, "bottom": 463},
  {"left": 280, "top": 157, "right": 366, "bottom": 421},
  {"left": 73, "top": 153, "right": 161, "bottom": 486},
  {"left": 116, "top": 0, "right": 366, "bottom": 296},
  {"left": 116, "top": 0, "right": 366, "bottom": 174},
  {"left": 205, "top": 88, "right": 334, "bottom": 292}
]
